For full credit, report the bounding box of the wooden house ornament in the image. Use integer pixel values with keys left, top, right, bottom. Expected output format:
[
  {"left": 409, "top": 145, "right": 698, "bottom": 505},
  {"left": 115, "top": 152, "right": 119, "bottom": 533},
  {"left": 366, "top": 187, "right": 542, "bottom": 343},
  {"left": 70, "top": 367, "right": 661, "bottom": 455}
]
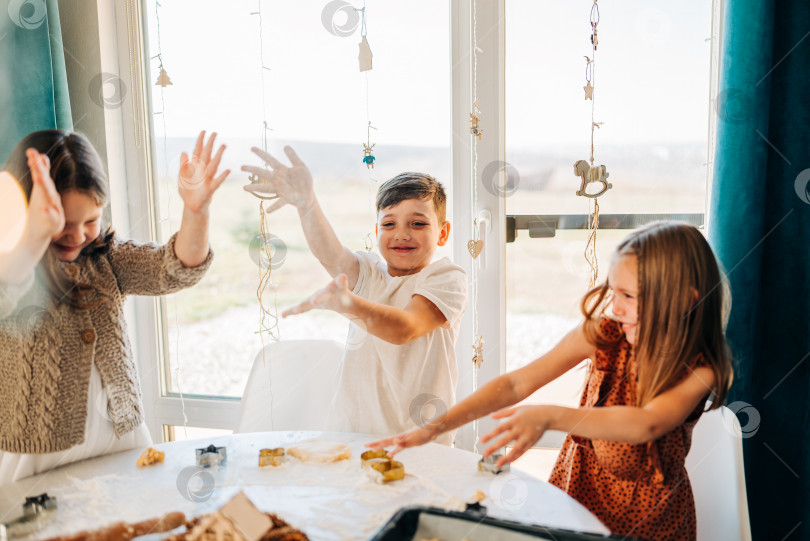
[{"left": 359, "top": 36, "right": 373, "bottom": 72}]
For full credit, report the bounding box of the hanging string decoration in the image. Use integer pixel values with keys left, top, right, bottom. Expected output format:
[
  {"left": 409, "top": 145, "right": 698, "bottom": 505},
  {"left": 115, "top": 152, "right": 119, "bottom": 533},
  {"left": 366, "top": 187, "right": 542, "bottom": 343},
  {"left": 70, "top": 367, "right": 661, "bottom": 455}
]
[
  {"left": 357, "top": 2, "right": 377, "bottom": 251},
  {"left": 573, "top": 0, "right": 612, "bottom": 288},
  {"left": 248, "top": 2, "right": 281, "bottom": 359},
  {"left": 468, "top": 0, "right": 486, "bottom": 453},
  {"left": 359, "top": 5, "right": 376, "bottom": 171},
  {"left": 358, "top": 5, "right": 373, "bottom": 72},
  {"left": 149, "top": 0, "right": 189, "bottom": 438}
]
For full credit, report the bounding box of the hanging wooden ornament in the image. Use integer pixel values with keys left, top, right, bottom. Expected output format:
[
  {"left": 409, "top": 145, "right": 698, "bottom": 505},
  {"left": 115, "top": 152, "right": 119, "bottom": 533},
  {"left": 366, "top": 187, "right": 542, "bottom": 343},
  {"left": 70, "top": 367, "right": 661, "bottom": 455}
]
[
  {"left": 362, "top": 143, "right": 376, "bottom": 168},
  {"left": 358, "top": 6, "right": 372, "bottom": 72},
  {"left": 363, "top": 121, "right": 377, "bottom": 169},
  {"left": 359, "top": 36, "right": 373, "bottom": 72},
  {"left": 467, "top": 240, "right": 484, "bottom": 259},
  {"left": 155, "top": 67, "right": 172, "bottom": 87},
  {"left": 573, "top": 159, "right": 612, "bottom": 198},
  {"left": 583, "top": 56, "right": 593, "bottom": 100},
  {"left": 472, "top": 334, "right": 484, "bottom": 369},
  {"left": 469, "top": 100, "right": 483, "bottom": 140}
]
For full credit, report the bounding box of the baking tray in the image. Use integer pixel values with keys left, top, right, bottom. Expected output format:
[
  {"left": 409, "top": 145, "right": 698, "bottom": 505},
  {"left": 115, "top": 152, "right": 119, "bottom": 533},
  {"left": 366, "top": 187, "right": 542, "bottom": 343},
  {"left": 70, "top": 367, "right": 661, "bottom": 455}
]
[{"left": 370, "top": 505, "right": 647, "bottom": 541}]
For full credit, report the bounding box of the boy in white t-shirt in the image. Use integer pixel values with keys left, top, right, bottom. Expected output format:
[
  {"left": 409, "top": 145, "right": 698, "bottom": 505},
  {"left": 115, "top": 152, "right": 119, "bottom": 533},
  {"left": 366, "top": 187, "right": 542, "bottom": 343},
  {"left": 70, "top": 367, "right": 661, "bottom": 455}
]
[{"left": 242, "top": 147, "right": 467, "bottom": 444}]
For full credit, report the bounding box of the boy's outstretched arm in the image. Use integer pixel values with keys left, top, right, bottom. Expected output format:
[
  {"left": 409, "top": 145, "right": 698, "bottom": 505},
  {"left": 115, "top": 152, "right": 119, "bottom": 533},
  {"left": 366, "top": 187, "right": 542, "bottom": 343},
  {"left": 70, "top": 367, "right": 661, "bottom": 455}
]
[
  {"left": 281, "top": 274, "right": 441, "bottom": 345},
  {"left": 242, "top": 147, "right": 360, "bottom": 287}
]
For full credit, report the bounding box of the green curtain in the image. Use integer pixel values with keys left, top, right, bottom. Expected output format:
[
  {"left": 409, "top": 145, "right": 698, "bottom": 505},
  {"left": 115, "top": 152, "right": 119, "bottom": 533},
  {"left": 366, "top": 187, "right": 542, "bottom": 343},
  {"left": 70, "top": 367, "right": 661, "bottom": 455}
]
[
  {"left": 0, "top": 0, "right": 72, "bottom": 164},
  {"left": 709, "top": 0, "right": 810, "bottom": 539}
]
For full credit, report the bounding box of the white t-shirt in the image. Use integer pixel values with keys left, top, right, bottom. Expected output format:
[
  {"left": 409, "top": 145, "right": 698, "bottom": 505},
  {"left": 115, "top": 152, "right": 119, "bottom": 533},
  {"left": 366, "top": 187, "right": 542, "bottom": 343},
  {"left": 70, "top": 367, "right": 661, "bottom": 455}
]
[{"left": 327, "top": 251, "right": 467, "bottom": 445}]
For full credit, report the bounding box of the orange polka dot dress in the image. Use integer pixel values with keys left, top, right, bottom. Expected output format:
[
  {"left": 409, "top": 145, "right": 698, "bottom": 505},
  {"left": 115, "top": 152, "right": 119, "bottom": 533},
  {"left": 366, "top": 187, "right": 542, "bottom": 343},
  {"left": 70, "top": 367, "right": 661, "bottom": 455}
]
[{"left": 548, "top": 318, "right": 706, "bottom": 541}]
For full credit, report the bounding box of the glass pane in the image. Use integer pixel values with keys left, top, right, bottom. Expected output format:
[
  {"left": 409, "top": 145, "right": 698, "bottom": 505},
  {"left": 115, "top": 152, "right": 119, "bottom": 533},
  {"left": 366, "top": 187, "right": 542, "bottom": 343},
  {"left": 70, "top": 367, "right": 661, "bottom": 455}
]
[
  {"left": 505, "top": 1, "right": 712, "bottom": 412},
  {"left": 166, "top": 425, "right": 232, "bottom": 443},
  {"left": 144, "top": 1, "right": 451, "bottom": 398}
]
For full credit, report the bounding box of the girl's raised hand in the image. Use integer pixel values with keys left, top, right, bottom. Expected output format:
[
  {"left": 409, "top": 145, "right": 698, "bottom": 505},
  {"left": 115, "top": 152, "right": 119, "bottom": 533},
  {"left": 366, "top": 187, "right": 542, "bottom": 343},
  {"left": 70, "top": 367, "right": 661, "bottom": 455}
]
[
  {"left": 24, "top": 148, "right": 65, "bottom": 242},
  {"left": 178, "top": 131, "right": 230, "bottom": 215},
  {"left": 481, "top": 405, "right": 553, "bottom": 469},
  {"left": 241, "top": 146, "right": 314, "bottom": 214}
]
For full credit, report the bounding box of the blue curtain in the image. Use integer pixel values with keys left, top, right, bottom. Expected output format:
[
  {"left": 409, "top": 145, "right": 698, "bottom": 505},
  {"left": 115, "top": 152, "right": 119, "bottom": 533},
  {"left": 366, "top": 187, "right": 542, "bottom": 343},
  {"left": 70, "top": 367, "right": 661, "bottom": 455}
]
[
  {"left": 0, "top": 0, "right": 72, "bottom": 164},
  {"left": 709, "top": 0, "right": 810, "bottom": 539}
]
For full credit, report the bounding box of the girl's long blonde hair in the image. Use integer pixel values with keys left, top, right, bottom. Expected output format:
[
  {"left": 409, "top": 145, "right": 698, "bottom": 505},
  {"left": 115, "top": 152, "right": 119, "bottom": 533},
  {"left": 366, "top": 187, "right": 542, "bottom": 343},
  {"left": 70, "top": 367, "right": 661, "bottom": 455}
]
[{"left": 581, "top": 221, "right": 733, "bottom": 409}]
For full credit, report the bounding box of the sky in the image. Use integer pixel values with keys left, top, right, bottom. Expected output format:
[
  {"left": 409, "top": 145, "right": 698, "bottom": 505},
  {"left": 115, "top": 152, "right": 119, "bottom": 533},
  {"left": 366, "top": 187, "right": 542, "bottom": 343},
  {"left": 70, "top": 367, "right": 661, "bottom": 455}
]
[{"left": 144, "top": 0, "right": 714, "bottom": 149}]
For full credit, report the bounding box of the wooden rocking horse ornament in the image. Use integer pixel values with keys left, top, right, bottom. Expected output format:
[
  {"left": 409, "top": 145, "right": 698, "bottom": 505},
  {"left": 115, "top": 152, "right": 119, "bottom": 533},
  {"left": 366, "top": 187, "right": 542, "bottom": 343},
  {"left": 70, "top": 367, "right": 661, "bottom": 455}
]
[{"left": 573, "top": 159, "right": 612, "bottom": 198}]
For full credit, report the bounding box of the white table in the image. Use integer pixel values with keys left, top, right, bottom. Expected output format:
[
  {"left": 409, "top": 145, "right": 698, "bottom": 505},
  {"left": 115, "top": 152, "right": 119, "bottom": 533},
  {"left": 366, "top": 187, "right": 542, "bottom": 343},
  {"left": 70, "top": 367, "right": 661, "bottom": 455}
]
[{"left": 0, "top": 431, "right": 608, "bottom": 540}]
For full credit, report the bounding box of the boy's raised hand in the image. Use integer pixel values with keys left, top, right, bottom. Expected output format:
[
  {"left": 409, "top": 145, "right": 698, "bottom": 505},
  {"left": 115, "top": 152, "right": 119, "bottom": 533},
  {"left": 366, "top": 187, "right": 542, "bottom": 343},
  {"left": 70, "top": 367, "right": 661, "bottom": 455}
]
[
  {"left": 241, "top": 146, "right": 314, "bottom": 214},
  {"left": 24, "top": 148, "right": 65, "bottom": 243},
  {"left": 282, "top": 273, "right": 352, "bottom": 318},
  {"left": 178, "top": 131, "right": 230, "bottom": 215}
]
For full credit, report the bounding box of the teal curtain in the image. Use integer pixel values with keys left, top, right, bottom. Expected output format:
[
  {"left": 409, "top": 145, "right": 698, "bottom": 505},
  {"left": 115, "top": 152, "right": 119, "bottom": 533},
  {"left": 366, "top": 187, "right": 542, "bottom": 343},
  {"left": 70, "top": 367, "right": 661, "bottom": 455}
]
[
  {"left": 709, "top": 0, "right": 810, "bottom": 539},
  {"left": 0, "top": 0, "right": 72, "bottom": 164}
]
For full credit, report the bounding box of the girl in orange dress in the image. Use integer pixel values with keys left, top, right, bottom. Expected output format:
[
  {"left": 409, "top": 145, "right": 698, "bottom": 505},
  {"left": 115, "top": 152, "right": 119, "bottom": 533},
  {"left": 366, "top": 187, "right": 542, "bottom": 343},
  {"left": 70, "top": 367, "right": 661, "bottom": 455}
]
[{"left": 369, "top": 221, "right": 734, "bottom": 541}]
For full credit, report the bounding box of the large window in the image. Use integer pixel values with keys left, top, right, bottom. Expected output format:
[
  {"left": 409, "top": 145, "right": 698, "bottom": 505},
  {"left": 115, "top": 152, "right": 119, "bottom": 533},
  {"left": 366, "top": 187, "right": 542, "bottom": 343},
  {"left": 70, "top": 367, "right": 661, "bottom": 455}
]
[
  {"left": 133, "top": 1, "right": 717, "bottom": 453},
  {"left": 143, "top": 1, "right": 451, "bottom": 413},
  {"left": 504, "top": 0, "right": 714, "bottom": 472}
]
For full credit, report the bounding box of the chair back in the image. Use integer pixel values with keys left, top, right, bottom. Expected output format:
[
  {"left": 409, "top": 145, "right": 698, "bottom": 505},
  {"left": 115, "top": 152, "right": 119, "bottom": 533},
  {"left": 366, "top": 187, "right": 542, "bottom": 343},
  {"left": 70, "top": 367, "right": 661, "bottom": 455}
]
[
  {"left": 685, "top": 405, "right": 752, "bottom": 541},
  {"left": 235, "top": 339, "right": 344, "bottom": 433}
]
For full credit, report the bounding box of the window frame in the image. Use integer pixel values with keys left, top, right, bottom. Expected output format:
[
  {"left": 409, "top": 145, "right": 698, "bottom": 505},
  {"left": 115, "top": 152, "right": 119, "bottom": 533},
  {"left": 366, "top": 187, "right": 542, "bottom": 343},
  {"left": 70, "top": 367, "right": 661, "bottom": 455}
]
[{"left": 113, "top": 0, "right": 721, "bottom": 447}]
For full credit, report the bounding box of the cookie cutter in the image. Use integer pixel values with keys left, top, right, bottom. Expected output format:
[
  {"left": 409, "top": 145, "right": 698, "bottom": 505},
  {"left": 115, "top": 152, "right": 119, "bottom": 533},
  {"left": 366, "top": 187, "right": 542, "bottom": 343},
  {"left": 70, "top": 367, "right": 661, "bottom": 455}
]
[
  {"left": 361, "top": 450, "right": 405, "bottom": 483},
  {"left": 259, "top": 447, "right": 286, "bottom": 467},
  {"left": 0, "top": 493, "right": 58, "bottom": 540},
  {"left": 196, "top": 444, "right": 227, "bottom": 467},
  {"left": 478, "top": 454, "right": 510, "bottom": 474}
]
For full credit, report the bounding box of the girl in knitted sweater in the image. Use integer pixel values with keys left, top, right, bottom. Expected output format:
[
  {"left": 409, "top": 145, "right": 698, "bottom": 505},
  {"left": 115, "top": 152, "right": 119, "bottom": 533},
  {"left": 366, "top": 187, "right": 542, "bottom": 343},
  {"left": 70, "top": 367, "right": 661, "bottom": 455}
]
[{"left": 0, "top": 130, "right": 229, "bottom": 484}]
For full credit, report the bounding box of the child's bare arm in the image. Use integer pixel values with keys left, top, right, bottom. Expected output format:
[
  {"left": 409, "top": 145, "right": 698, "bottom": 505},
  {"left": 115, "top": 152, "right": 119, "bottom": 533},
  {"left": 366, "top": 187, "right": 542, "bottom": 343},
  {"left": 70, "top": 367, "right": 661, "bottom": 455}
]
[
  {"left": 280, "top": 274, "right": 443, "bottom": 344},
  {"left": 175, "top": 131, "right": 229, "bottom": 267},
  {"left": 482, "top": 365, "right": 716, "bottom": 468},
  {"left": 242, "top": 147, "right": 360, "bottom": 287},
  {"left": 366, "top": 324, "right": 594, "bottom": 454}
]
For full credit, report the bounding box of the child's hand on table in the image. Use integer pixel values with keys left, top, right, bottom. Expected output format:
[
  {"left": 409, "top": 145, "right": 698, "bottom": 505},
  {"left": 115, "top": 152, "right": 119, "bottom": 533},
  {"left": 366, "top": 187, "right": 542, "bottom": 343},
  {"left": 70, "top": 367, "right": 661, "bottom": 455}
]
[
  {"left": 282, "top": 273, "right": 352, "bottom": 317},
  {"left": 24, "top": 148, "right": 65, "bottom": 243},
  {"left": 241, "top": 146, "right": 315, "bottom": 214},
  {"left": 177, "top": 131, "right": 229, "bottom": 215},
  {"left": 481, "top": 405, "right": 554, "bottom": 469}
]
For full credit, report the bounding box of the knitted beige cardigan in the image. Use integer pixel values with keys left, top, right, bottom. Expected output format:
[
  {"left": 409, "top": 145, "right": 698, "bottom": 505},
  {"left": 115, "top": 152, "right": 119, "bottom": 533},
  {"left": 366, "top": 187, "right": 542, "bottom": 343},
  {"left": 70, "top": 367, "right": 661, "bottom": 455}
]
[{"left": 0, "top": 233, "right": 212, "bottom": 454}]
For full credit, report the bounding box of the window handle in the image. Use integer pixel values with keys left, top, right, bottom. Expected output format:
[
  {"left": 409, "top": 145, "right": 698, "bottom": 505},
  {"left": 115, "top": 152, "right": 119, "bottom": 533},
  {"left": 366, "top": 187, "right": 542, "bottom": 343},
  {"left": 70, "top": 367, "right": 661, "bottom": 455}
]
[{"left": 477, "top": 210, "right": 492, "bottom": 270}]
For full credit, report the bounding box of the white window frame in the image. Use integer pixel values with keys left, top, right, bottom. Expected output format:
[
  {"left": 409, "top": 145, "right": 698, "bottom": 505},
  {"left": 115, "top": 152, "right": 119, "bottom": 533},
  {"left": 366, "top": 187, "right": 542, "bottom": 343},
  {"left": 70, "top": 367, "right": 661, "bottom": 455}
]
[{"left": 106, "top": 0, "right": 720, "bottom": 447}]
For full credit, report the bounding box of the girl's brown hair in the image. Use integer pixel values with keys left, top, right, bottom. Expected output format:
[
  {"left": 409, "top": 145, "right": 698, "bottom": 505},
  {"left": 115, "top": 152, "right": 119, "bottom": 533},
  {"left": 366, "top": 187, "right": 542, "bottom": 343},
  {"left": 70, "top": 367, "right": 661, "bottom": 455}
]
[
  {"left": 581, "top": 221, "right": 733, "bottom": 410},
  {"left": 4, "top": 130, "right": 114, "bottom": 308}
]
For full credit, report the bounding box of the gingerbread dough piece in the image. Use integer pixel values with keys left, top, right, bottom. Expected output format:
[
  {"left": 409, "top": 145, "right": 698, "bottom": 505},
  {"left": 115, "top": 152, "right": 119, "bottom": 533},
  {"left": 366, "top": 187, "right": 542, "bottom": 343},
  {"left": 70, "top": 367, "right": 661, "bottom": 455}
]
[
  {"left": 287, "top": 440, "right": 351, "bottom": 463},
  {"left": 136, "top": 447, "right": 165, "bottom": 467}
]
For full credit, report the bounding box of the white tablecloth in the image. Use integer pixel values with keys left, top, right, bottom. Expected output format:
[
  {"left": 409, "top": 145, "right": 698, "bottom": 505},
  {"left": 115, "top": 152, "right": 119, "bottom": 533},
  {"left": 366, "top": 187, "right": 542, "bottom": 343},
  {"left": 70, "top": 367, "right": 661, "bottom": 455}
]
[{"left": 0, "top": 431, "right": 609, "bottom": 540}]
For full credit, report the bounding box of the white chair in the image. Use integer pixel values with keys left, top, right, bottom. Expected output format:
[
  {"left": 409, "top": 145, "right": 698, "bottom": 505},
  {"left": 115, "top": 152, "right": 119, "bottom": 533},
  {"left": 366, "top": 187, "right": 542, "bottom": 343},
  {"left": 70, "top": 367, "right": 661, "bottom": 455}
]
[
  {"left": 235, "top": 339, "right": 345, "bottom": 433},
  {"left": 685, "top": 405, "right": 752, "bottom": 541}
]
